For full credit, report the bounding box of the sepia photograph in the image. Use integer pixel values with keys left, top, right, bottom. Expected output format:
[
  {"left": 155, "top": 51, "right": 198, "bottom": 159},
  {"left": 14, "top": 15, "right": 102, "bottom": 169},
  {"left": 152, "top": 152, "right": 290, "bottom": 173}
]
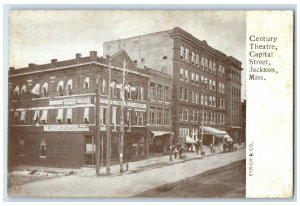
[{"left": 5, "top": 8, "right": 293, "bottom": 199}]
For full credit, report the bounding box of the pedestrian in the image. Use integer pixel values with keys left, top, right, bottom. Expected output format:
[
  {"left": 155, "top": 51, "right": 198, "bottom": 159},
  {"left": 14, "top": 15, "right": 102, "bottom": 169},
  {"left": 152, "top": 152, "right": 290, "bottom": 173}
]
[
  {"left": 179, "top": 145, "right": 184, "bottom": 159},
  {"left": 173, "top": 145, "right": 178, "bottom": 159}
]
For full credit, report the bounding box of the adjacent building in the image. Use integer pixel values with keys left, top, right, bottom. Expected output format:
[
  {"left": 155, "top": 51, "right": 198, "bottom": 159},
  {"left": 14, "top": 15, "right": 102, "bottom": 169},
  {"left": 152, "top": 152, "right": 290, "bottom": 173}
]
[{"left": 103, "top": 27, "right": 243, "bottom": 145}]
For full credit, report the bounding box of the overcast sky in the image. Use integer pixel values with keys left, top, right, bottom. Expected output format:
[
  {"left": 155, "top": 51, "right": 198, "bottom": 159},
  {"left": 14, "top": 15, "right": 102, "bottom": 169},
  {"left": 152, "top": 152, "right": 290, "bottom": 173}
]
[{"left": 9, "top": 10, "right": 246, "bottom": 98}]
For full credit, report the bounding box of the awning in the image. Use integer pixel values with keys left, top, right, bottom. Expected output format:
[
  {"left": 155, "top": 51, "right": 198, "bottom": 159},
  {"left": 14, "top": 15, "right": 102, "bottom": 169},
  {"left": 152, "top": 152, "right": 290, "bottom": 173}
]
[
  {"left": 56, "top": 109, "right": 64, "bottom": 120},
  {"left": 31, "top": 84, "right": 40, "bottom": 95},
  {"left": 83, "top": 108, "right": 89, "bottom": 121},
  {"left": 66, "top": 108, "right": 72, "bottom": 119},
  {"left": 33, "top": 110, "right": 39, "bottom": 121},
  {"left": 21, "top": 85, "right": 27, "bottom": 93},
  {"left": 66, "top": 79, "right": 73, "bottom": 90},
  {"left": 151, "top": 131, "right": 170, "bottom": 138},
  {"left": 185, "top": 135, "right": 197, "bottom": 144},
  {"left": 83, "top": 77, "right": 90, "bottom": 89},
  {"left": 201, "top": 126, "right": 227, "bottom": 135},
  {"left": 40, "top": 110, "right": 48, "bottom": 122},
  {"left": 42, "top": 82, "right": 48, "bottom": 93},
  {"left": 57, "top": 80, "right": 64, "bottom": 91},
  {"left": 20, "top": 111, "right": 26, "bottom": 121},
  {"left": 14, "top": 86, "right": 20, "bottom": 95},
  {"left": 85, "top": 144, "right": 95, "bottom": 154}
]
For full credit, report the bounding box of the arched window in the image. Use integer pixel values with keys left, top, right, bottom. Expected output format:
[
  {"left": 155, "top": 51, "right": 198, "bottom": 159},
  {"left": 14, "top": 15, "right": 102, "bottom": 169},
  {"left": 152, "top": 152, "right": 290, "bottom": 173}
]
[
  {"left": 13, "top": 85, "right": 20, "bottom": 97},
  {"left": 20, "top": 85, "right": 27, "bottom": 96},
  {"left": 83, "top": 77, "right": 90, "bottom": 93},
  {"left": 180, "top": 46, "right": 184, "bottom": 60},
  {"left": 57, "top": 80, "right": 64, "bottom": 96},
  {"left": 66, "top": 79, "right": 73, "bottom": 95},
  {"left": 41, "top": 82, "right": 48, "bottom": 97}
]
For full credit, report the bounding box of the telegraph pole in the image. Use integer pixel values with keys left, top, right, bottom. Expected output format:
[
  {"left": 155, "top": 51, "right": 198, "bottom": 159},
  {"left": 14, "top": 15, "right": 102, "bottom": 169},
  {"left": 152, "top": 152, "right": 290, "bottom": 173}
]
[
  {"left": 95, "top": 75, "right": 101, "bottom": 175},
  {"left": 119, "top": 60, "right": 126, "bottom": 173},
  {"left": 106, "top": 64, "right": 112, "bottom": 174},
  {"left": 200, "top": 107, "right": 204, "bottom": 155}
]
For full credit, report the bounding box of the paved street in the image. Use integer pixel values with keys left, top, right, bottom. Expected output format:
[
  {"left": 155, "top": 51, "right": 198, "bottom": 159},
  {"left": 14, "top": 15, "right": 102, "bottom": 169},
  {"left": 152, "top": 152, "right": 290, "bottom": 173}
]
[{"left": 8, "top": 147, "right": 245, "bottom": 198}]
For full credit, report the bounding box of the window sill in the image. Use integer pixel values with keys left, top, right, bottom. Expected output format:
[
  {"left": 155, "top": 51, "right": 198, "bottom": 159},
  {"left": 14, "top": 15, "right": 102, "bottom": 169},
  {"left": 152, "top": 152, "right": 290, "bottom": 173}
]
[{"left": 40, "top": 156, "right": 46, "bottom": 159}]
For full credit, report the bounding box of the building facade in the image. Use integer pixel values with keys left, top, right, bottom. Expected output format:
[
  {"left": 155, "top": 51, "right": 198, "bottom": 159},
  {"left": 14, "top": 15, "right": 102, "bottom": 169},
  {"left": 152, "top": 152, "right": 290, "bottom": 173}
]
[
  {"left": 8, "top": 51, "right": 149, "bottom": 168},
  {"left": 104, "top": 27, "right": 243, "bottom": 145}
]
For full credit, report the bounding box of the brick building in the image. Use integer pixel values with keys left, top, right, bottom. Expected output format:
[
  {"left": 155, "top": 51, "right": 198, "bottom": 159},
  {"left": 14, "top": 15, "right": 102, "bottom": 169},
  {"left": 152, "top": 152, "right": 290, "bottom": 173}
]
[
  {"left": 8, "top": 50, "right": 149, "bottom": 168},
  {"left": 103, "top": 27, "right": 243, "bottom": 145}
]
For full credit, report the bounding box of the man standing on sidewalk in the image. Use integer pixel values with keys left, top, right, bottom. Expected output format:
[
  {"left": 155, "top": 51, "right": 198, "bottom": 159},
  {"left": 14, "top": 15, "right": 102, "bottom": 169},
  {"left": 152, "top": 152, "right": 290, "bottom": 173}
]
[{"left": 195, "top": 139, "right": 200, "bottom": 155}]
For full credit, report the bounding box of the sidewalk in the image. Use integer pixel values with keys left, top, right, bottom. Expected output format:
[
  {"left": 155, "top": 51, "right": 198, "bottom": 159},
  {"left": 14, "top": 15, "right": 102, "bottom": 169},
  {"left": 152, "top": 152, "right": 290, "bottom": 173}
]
[{"left": 9, "top": 143, "right": 246, "bottom": 178}]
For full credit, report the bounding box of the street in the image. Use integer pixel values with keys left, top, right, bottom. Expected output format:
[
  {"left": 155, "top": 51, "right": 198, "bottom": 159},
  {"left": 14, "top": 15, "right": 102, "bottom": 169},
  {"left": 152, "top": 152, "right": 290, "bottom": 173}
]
[{"left": 8, "top": 148, "right": 245, "bottom": 198}]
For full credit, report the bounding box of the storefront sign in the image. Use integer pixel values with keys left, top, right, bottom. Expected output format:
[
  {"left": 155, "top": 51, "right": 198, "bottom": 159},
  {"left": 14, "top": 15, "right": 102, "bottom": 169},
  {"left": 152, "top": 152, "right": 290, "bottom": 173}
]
[
  {"left": 49, "top": 97, "right": 91, "bottom": 106},
  {"left": 100, "top": 99, "right": 147, "bottom": 109},
  {"left": 44, "top": 124, "right": 90, "bottom": 132}
]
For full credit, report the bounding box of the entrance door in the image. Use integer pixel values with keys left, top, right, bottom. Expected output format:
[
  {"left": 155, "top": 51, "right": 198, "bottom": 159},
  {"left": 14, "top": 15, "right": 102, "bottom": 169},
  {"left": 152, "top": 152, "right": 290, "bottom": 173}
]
[{"left": 84, "top": 135, "right": 95, "bottom": 165}]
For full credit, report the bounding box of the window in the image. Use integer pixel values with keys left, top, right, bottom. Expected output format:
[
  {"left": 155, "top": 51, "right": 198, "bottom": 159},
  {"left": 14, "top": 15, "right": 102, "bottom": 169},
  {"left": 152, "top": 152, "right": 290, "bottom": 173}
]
[
  {"left": 195, "top": 111, "right": 199, "bottom": 122},
  {"left": 204, "top": 95, "right": 208, "bottom": 106},
  {"left": 213, "top": 97, "right": 216, "bottom": 107},
  {"left": 20, "top": 111, "right": 26, "bottom": 122},
  {"left": 209, "top": 61, "right": 212, "bottom": 72},
  {"left": 201, "top": 94, "right": 204, "bottom": 105},
  {"left": 191, "top": 91, "right": 195, "bottom": 103},
  {"left": 66, "top": 108, "right": 72, "bottom": 124},
  {"left": 192, "top": 128, "right": 198, "bottom": 140},
  {"left": 83, "top": 108, "right": 89, "bottom": 124},
  {"left": 195, "top": 54, "right": 199, "bottom": 67},
  {"left": 19, "top": 139, "right": 25, "bottom": 157},
  {"left": 191, "top": 52, "right": 195, "bottom": 64},
  {"left": 184, "top": 70, "right": 189, "bottom": 82},
  {"left": 138, "top": 112, "right": 144, "bottom": 126},
  {"left": 184, "top": 88, "right": 188, "bottom": 101},
  {"left": 150, "top": 82, "right": 156, "bottom": 100},
  {"left": 139, "top": 86, "right": 144, "bottom": 101},
  {"left": 40, "top": 110, "right": 48, "bottom": 124},
  {"left": 195, "top": 74, "right": 199, "bottom": 85},
  {"left": 164, "top": 86, "right": 169, "bottom": 102},
  {"left": 21, "top": 85, "right": 27, "bottom": 95},
  {"left": 40, "top": 141, "right": 46, "bottom": 158},
  {"left": 83, "top": 77, "right": 90, "bottom": 93},
  {"left": 191, "top": 110, "right": 194, "bottom": 122},
  {"left": 180, "top": 109, "right": 184, "bottom": 121},
  {"left": 41, "top": 82, "right": 48, "bottom": 97},
  {"left": 157, "top": 85, "right": 163, "bottom": 101},
  {"left": 184, "top": 109, "right": 188, "bottom": 121},
  {"left": 157, "top": 109, "right": 163, "bottom": 125},
  {"left": 14, "top": 111, "right": 19, "bottom": 121},
  {"left": 112, "top": 107, "right": 117, "bottom": 130},
  {"left": 195, "top": 92, "right": 199, "bottom": 104},
  {"left": 180, "top": 87, "right": 184, "bottom": 100},
  {"left": 179, "top": 128, "right": 189, "bottom": 138},
  {"left": 100, "top": 107, "right": 106, "bottom": 125},
  {"left": 13, "top": 85, "right": 20, "bottom": 97},
  {"left": 56, "top": 109, "right": 63, "bottom": 124},
  {"left": 204, "top": 58, "right": 208, "bottom": 70},
  {"left": 57, "top": 81, "right": 64, "bottom": 96},
  {"left": 204, "top": 112, "right": 207, "bottom": 123},
  {"left": 180, "top": 46, "right": 184, "bottom": 60},
  {"left": 33, "top": 110, "right": 40, "bottom": 124},
  {"left": 209, "top": 96, "right": 212, "bottom": 106},
  {"left": 179, "top": 68, "right": 184, "bottom": 80},
  {"left": 212, "top": 62, "right": 216, "bottom": 74},
  {"left": 164, "top": 109, "right": 169, "bottom": 125},
  {"left": 150, "top": 107, "right": 156, "bottom": 124},
  {"left": 212, "top": 80, "right": 216, "bottom": 91},
  {"left": 191, "top": 72, "right": 195, "bottom": 84},
  {"left": 185, "top": 48, "right": 189, "bottom": 61},
  {"left": 209, "top": 79, "right": 212, "bottom": 90},
  {"left": 102, "top": 79, "right": 107, "bottom": 95},
  {"left": 201, "top": 57, "right": 204, "bottom": 69}
]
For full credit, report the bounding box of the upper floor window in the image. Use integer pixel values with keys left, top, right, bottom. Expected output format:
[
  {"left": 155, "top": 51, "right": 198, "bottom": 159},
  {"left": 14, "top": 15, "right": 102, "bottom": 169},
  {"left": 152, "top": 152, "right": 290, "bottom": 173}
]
[
  {"left": 57, "top": 80, "right": 64, "bottom": 96},
  {"left": 40, "top": 141, "right": 46, "bottom": 158},
  {"left": 212, "top": 62, "right": 216, "bottom": 74},
  {"left": 180, "top": 46, "right": 184, "bottom": 60},
  {"left": 191, "top": 72, "right": 195, "bottom": 84},
  {"left": 66, "top": 108, "right": 72, "bottom": 124},
  {"left": 184, "top": 48, "right": 189, "bottom": 62},
  {"left": 201, "top": 57, "right": 204, "bottom": 69},
  {"left": 21, "top": 85, "right": 27, "bottom": 95},
  {"left": 83, "top": 108, "right": 89, "bottom": 124},
  {"left": 56, "top": 109, "right": 64, "bottom": 124},
  {"left": 13, "top": 85, "right": 20, "bottom": 97},
  {"left": 83, "top": 77, "right": 90, "bottom": 93},
  {"left": 209, "top": 60, "right": 212, "bottom": 72},
  {"left": 102, "top": 79, "right": 107, "bottom": 95},
  {"left": 32, "top": 110, "right": 40, "bottom": 124},
  {"left": 204, "top": 58, "right": 208, "bottom": 70},
  {"left": 195, "top": 74, "right": 199, "bottom": 85},
  {"left": 191, "top": 52, "right": 195, "bottom": 64},
  {"left": 66, "top": 79, "right": 73, "bottom": 95},
  {"left": 184, "top": 70, "right": 188, "bottom": 82},
  {"left": 195, "top": 54, "right": 199, "bottom": 67},
  {"left": 40, "top": 110, "right": 48, "bottom": 124},
  {"left": 41, "top": 82, "right": 48, "bottom": 97},
  {"left": 179, "top": 68, "right": 184, "bottom": 80}
]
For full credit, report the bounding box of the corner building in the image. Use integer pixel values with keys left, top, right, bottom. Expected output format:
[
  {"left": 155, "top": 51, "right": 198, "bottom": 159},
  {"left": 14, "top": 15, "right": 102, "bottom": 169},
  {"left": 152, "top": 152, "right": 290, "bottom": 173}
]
[
  {"left": 8, "top": 51, "right": 149, "bottom": 168},
  {"left": 104, "top": 27, "right": 242, "bottom": 145}
]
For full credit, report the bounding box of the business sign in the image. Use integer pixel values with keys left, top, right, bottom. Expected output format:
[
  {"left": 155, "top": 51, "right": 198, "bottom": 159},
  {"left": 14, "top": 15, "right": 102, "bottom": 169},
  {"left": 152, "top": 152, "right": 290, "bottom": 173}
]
[
  {"left": 100, "top": 99, "right": 147, "bottom": 109},
  {"left": 49, "top": 97, "right": 91, "bottom": 106},
  {"left": 44, "top": 124, "right": 90, "bottom": 132}
]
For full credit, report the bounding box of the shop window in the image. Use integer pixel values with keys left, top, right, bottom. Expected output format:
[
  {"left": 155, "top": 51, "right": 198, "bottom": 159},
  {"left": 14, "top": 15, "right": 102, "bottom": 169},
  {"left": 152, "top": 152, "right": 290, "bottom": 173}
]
[
  {"left": 40, "top": 110, "right": 48, "bottom": 124},
  {"left": 32, "top": 110, "right": 40, "bottom": 124},
  {"left": 66, "top": 108, "right": 72, "bottom": 124},
  {"left": 40, "top": 141, "right": 46, "bottom": 158},
  {"left": 56, "top": 109, "right": 64, "bottom": 124}
]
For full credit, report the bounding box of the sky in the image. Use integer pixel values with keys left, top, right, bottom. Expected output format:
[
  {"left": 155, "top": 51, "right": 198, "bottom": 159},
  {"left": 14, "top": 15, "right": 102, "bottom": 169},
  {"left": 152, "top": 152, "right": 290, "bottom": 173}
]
[{"left": 9, "top": 10, "right": 246, "bottom": 98}]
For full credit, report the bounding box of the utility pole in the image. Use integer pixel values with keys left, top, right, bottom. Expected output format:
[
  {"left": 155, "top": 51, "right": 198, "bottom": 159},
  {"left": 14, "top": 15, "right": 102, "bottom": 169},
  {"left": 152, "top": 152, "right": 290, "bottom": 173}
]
[
  {"left": 200, "top": 107, "right": 204, "bottom": 156},
  {"left": 106, "top": 65, "right": 112, "bottom": 174},
  {"left": 119, "top": 60, "right": 126, "bottom": 173},
  {"left": 95, "top": 75, "right": 100, "bottom": 175}
]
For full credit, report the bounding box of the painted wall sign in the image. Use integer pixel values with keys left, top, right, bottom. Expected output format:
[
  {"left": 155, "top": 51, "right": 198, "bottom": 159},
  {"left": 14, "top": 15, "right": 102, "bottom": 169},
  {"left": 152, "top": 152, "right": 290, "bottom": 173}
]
[
  {"left": 44, "top": 124, "right": 90, "bottom": 132},
  {"left": 100, "top": 99, "right": 147, "bottom": 109},
  {"left": 49, "top": 97, "right": 91, "bottom": 106}
]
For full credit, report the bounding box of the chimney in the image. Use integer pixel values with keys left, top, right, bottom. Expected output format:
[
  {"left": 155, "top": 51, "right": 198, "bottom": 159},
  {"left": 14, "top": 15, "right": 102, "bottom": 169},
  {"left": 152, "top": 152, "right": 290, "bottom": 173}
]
[
  {"left": 28, "top": 63, "right": 36, "bottom": 68},
  {"left": 89, "top": 51, "right": 97, "bottom": 60},
  {"left": 76, "top": 53, "right": 82, "bottom": 59},
  {"left": 51, "top": 59, "right": 58, "bottom": 67}
]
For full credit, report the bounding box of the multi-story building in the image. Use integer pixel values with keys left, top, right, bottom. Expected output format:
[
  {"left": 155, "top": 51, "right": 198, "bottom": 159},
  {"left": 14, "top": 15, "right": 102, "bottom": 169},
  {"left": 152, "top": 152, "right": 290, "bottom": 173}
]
[
  {"left": 8, "top": 50, "right": 149, "bottom": 168},
  {"left": 103, "top": 27, "right": 243, "bottom": 144},
  {"left": 145, "top": 67, "right": 172, "bottom": 157}
]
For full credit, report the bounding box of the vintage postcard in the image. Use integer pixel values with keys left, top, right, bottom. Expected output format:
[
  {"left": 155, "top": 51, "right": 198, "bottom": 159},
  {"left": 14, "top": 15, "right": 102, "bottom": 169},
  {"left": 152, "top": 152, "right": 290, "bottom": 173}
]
[{"left": 5, "top": 9, "right": 293, "bottom": 199}]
